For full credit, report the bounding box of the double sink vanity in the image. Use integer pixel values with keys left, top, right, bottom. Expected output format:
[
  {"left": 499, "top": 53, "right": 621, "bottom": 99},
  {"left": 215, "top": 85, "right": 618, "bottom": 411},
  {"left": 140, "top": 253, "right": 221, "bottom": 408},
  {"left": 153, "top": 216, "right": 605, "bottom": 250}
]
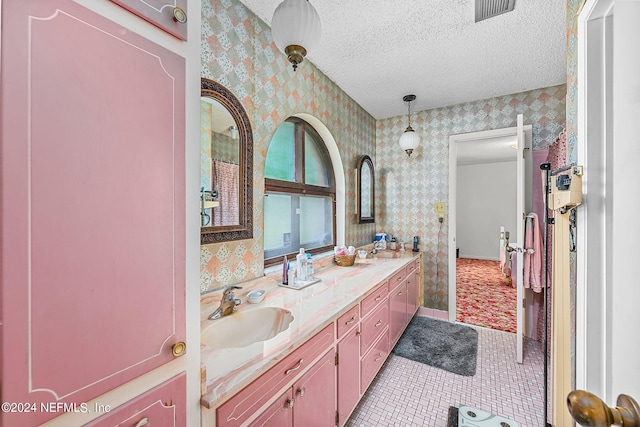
[{"left": 200, "top": 250, "right": 422, "bottom": 426}]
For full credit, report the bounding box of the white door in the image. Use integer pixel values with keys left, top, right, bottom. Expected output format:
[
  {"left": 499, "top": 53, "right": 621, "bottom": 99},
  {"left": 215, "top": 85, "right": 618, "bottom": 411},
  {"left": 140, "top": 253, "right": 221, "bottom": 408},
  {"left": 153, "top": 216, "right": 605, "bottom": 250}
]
[{"left": 515, "top": 114, "right": 525, "bottom": 364}]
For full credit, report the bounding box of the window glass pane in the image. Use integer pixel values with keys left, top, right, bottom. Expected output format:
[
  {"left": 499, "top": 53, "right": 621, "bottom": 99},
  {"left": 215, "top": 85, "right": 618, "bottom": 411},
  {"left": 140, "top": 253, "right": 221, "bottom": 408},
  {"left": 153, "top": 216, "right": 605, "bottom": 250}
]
[
  {"left": 264, "top": 193, "right": 292, "bottom": 253},
  {"left": 304, "top": 131, "right": 329, "bottom": 187},
  {"left": 300, "top": 195, "right": 333, "bottom": 246},
  {"left": 264, "top": 191, "right": 333, "bottom": 259},
  {"left": 265, "top": 121, "right": 295, "bottom": 181}
]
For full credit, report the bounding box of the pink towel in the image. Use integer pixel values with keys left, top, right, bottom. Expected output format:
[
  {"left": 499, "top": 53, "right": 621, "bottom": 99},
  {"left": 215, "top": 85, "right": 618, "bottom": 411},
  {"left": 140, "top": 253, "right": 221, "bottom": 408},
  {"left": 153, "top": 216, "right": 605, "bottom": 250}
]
[
  {"left": 509, "top": 252, "right": 517, "bottom": 288},
  {"left": 523, "top": 213, "right": 543, "bottom": 292}
]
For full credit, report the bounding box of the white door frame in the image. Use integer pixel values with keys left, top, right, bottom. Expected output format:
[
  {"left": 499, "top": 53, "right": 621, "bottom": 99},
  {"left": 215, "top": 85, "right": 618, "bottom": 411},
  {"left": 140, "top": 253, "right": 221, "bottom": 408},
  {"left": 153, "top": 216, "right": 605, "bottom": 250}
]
[
  {"left": 447, "top": 125, "right": 532, "bottom": 322},
  {"left": 576, "top": 0, "right": 640, "bottom": 403}
]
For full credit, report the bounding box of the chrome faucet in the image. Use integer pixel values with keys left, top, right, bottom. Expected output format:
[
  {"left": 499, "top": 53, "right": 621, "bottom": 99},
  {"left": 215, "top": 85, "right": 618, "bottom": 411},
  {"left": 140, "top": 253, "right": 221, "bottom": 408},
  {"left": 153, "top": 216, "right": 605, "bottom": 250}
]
[{"left": 208, "top": 286, "right": 243, "bottom": 320}]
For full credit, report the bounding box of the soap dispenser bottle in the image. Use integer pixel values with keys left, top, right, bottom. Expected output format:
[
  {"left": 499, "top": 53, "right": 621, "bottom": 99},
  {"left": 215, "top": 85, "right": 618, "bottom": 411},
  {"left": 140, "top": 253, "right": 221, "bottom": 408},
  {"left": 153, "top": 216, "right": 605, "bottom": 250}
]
[
  {"left": 306, "top": 253, "right": 314, "bottom": 279},
  {"left": 296, "top": 248, "right": 307, "bottom": 282}
]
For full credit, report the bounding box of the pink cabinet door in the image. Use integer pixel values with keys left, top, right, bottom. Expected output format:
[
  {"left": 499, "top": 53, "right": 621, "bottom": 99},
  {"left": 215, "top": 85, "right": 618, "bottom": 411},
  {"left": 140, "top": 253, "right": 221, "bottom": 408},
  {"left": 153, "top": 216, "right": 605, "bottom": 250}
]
[
  {"left": 360, "top": 331, "right": 389, "bottom": 394},
  {"left": 292, "top": 350, "right": 337, "bottom": 427},
  {"left": 217, "top": 324, "right": 334, "bottom": 427},
  {"left": 389, "top": 282, "right": 408, "bottom": 346},
  {"left": 85, "top": 374, "right": 186, "bottom": 426},
  {"left": 109, "top": 0, "right": 188, "bottom": 40},
  {"left": 1, "top": 1, "right": 185, "bottom": 425},
  {"left": 249, "top": 389, "right": 294, "bottom": 427},
  {"left": 406, "top": 270, "right": 420, "bottom": 318},
  {"left": 337, "top": 328, "right": 361, "bottom": 426}
]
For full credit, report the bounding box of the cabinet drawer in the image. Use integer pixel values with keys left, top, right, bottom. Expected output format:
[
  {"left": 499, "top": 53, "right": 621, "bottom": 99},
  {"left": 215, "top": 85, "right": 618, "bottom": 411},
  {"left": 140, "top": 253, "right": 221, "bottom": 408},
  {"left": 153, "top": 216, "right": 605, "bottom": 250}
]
[
  {"left": 86, "top": 373, "right": 186, "bottom": 426},
  {"left": 360, "top": 303, "right": 389, "bottom": 355},
  {"left": 336, "top": 304, "right": 360, "bottom": 340},
  {"left": 360, "top": 281, "right": 389, "bottom": 318},
  {"left": 361, "top": 331, "right": 389, "bottom": 394},
  {"left": 217, "top": 323, "right": 334, "bottom": 427},
  {"left": 389, "top": 267, "right": 406, "bottom": 289}
]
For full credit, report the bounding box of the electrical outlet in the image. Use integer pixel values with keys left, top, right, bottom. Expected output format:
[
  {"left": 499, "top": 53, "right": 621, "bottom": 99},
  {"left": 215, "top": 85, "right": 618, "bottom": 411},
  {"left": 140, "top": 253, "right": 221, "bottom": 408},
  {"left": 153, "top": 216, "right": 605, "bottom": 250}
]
[{"left": 434, "top": 202, "right": 446, "bottom": 214}]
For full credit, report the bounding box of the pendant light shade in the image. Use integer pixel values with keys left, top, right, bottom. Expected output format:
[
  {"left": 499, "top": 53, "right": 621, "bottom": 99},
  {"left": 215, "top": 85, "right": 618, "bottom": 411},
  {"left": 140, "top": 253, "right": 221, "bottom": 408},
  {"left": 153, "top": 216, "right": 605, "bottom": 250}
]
[
  {"left": 399, "top": 94, "right": 420, "bottom": 156},
  {"left": 271, "top": 0, "right": 321, "bottom": 71},
  {"left": 399, "top": 127, "right": 420, "bottom": 156}
]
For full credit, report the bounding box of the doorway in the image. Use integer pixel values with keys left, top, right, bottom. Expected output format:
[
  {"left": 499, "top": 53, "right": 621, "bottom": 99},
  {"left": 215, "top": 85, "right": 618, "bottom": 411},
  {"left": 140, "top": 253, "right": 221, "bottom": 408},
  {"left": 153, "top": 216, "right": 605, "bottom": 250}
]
[{"left": 447, "top": 125, "right": 533, "bottom": 336}]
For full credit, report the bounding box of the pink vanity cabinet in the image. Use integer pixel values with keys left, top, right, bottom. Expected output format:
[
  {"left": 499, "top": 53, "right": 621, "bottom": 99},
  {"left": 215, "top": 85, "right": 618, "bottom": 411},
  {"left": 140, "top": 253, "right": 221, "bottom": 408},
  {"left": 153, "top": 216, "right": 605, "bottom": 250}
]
[
  {"left": 247, "top": 350, "right": 336, "bottom": 427},
  {"left": 209, "top": 255, "right": 422, "bottom": 427},
  {"left": 217, "top": 324, "right": 336, "bottom": 427},
  {"left": 1, "top": 0, "right": 187, "bottom": 425}
]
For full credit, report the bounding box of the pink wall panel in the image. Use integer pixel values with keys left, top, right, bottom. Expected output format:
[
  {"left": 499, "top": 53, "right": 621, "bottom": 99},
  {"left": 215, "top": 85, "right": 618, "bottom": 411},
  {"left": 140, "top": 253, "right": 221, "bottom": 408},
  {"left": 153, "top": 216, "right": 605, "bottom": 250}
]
[{"left": 1, "top": 1, "right": 185, "bottom": 424}]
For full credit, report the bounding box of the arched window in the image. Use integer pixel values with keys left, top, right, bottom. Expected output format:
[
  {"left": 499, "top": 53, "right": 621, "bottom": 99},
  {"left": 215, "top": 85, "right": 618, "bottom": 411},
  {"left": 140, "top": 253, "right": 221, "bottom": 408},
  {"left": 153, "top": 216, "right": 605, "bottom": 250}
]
[{"left": 264, "top": 117, "right": 336, "bottom": 264}]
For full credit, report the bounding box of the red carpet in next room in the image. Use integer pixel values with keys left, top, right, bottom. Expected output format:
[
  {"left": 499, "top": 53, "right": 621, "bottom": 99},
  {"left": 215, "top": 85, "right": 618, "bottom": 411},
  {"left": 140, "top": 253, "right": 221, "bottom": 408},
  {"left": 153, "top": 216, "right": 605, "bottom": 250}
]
[{"left": 456, "top": 258, "right": 516, "bottom": 333}]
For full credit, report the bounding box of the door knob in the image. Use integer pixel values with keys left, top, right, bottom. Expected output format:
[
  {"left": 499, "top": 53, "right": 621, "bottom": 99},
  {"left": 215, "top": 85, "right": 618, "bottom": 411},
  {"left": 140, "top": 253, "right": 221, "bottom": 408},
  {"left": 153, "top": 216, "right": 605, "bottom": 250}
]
[
  {"left": 172, "top": 342, "right": 186, "bottom": 357},
  {"left": 172, "top": 7, "right": 187, "bottom": 23},
  {"left": 567, "top": 390, "right": 640, "bottom": 426}
]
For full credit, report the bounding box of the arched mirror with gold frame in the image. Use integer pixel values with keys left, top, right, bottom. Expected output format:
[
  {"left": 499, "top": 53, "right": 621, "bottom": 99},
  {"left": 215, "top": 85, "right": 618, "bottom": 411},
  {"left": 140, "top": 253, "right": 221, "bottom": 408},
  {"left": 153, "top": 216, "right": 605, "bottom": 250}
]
[
  {"left": 357, "top": 155, "right": 374, "bottom": 224},
  {"left": 200, "top": 78, "right": 253, "bottom": 243}
]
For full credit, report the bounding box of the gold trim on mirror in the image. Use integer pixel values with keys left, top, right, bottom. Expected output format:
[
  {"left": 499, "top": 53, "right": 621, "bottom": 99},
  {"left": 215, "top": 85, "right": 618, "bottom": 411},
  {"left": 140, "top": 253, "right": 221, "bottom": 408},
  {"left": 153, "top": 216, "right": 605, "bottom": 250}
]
[{"left": 200, "top": 78, "right": 253, "bottom": 243}]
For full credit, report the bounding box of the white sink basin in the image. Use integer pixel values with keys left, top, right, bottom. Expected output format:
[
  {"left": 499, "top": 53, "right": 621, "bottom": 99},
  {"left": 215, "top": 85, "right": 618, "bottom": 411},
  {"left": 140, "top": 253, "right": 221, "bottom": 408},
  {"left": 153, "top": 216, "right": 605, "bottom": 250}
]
[{"left": 202, "top": 307, "right": 294, "bottom": 350}]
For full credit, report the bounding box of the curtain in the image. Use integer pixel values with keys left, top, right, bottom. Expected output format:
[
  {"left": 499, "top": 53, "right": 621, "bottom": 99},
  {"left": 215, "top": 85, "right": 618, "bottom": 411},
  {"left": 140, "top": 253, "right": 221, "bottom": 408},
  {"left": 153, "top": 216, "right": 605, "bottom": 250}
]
[{"left": 212, "top": 160, "right": 239, "bottom": 226}]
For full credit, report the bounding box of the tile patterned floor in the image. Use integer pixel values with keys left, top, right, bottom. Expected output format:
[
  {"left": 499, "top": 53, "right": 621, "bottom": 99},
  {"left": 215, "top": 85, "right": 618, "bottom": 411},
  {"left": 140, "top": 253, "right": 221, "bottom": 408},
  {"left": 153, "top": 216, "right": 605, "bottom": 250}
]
[{"left": 346, "top": 321, "right": 545, "bottom": 427}]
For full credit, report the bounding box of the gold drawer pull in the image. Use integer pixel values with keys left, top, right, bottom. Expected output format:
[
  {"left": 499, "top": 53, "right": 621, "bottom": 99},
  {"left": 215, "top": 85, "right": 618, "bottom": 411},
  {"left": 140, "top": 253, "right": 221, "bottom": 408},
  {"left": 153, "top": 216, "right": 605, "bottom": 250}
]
[
  {"left": 375, "top": 320, "right": 382, "bottom": 327},
  {"left": 345, "top": 316, "right": 356, "bottom": 325},
  {"left": 285, "top": 398, "right": 295, "bottom": 409},
  {"left": 356, "top": 330, "right": 362, "bottom": 336},
  {"left": 296, "top": 387, "right": 306, "bottom": 397},
  {"left": 397, "top": 291, "right": 403, "bottom": 295},
  {"left": 134, "top": 417, "right": 149, "bottom": 427},
  {"left": 285, "top": 359, "right": 304, "bottom": 375},
  {"left": 375, "top": 295, "right": 382, "bottom": 301},
  {"left": 374, "top": 353, "right": 383, "bottom": 362}
]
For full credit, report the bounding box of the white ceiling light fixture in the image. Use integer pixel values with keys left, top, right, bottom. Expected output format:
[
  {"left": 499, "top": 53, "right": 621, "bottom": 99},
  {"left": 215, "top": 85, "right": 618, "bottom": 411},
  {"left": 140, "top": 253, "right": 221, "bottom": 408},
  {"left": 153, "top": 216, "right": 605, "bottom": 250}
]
[
  {"left": 271, "top": 0, "right": 321, "bottom": 71},
  {"left": 399, "top": 95, "right": 420, "bottom": 157}
]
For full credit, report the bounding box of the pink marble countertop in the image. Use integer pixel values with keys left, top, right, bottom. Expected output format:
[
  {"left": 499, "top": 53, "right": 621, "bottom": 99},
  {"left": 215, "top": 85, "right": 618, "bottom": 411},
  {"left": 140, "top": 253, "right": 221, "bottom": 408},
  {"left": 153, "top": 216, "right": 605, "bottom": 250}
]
[{"left": 199, "top": 250, "right": 420, "bottom": 409}]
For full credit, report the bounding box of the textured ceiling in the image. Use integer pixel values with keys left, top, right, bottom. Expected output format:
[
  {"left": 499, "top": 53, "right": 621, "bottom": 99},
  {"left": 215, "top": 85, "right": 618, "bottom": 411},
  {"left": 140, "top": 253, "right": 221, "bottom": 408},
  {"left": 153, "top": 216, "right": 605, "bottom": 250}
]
[{"left": 237, "top": 0, "right": 567, "bottom": 120}]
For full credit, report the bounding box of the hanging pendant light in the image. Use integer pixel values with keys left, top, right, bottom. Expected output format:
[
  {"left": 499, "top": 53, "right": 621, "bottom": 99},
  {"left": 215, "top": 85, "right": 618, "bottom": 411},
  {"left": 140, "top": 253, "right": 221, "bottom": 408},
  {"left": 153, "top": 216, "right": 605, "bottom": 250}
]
[
  {"left": 398, "top": 94, "right": 420, "bottom": 156},
  {"left": 271, "top": 0, "right": 321, "bottom": 71}
]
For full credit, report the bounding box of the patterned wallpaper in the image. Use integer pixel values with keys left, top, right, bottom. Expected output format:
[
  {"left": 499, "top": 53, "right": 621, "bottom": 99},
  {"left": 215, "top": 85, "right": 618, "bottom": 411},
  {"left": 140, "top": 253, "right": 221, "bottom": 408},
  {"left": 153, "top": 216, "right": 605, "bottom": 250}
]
[
  {"left": 200, "top": 0, "right": 377, "bottom": 292},
  {"left": 376, "top": 85, "right": 566, "bottom": 310},
  {"left": 198, "top": 0, "right": 569, "bottom": 304}
]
